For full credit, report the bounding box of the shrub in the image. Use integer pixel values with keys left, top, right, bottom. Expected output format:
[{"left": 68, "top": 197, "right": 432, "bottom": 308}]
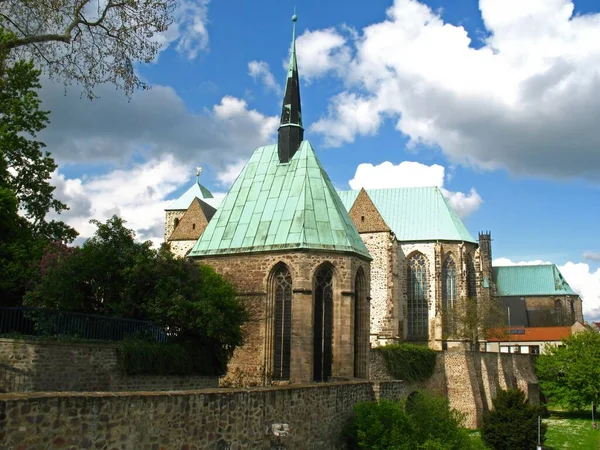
[
  {"left": 374, "top": 343, "right": 437, "bottom": 381},
  {"left": 481, "top": 388, "right": 546, "bottom": 450},
  {"left": 345, "top": 391, "right": 481, "bottom": 450},
  {"left": 117, "top": 337, "right": 228, "bottom": 376}
]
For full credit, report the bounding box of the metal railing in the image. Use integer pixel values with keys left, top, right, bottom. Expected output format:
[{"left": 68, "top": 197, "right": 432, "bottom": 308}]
[{"left": 0, "top": 307, "right": 167, "bottom": 342}]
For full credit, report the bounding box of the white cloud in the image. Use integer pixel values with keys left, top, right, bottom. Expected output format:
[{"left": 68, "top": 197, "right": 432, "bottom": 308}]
[
  {"left": 248, "top": 61, "right": 281, "bottom": 94},
  {"left": 295, "top": 28, "right": 351, "bottom": 80},
  {"left": 349, "top": 161, "right": 482, "bottom": 218},
  {"left": 306, "top": 0, "right": 600, "bottom": 180},
  {"left": 40, "top": 81, "right": 278, "bottom": 173},
  {"left": 583, "top": 251, "right": 600, "bottom": 262},
  {"left": 173, "top": 0, "right": 210, "bottom": 59},
  {"left": 493, "top": 258, "right": 552, "bottom": 267},
  {"left": 51, "top": 156, "right": 191, "bottom": 247},
  {"left": 493, "top": 258, "right": 600, "bottom": 321},
  {"left": 216, "top": 160, "right": 246, "bottom": 186}
]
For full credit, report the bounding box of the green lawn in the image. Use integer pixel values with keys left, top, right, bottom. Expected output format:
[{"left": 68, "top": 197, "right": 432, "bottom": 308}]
[{"left": 544, "top": 409, "right": 600, "bottom": 450}]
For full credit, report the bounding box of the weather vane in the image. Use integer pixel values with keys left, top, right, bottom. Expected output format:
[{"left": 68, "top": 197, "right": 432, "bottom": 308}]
[{"left": 196, "top": 166, "right": 202, "bottom": 182}]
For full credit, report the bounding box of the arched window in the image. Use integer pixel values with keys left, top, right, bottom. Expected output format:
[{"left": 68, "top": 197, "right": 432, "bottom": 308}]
[
  {"left": 313, "top": 264, "right": 334, "bottom": 382},
  {"left": 354, "top": 268, "right": 368, "bottom": 378},
  {"left": 466, "top": 254, "right": 477, "bottom": 300},
  {"left": 442, "top": 257, "right": 457, "bottom": 336},
  {"left": 173, "top": 217, "right": 179, "bottom": 228},
  {"left": 270, "top": 264, "right": 292, "bottom": 380},
  {"left": 407, "top": 253, "right": 429, "bottom": 340}
]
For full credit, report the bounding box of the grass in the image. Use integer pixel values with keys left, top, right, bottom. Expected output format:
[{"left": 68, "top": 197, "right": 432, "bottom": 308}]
[{"left": 544, "top": 409, "right": 600, "bottom": 450}]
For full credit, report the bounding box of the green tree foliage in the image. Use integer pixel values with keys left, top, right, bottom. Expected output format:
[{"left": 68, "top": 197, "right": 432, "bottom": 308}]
[
  {"left": 345, "top": 392, "right": 483, "bottom": 450},
  {"left": 374, "top": 344, "right": 437, "bottom": 382},
  {"left": 0, "top": 27, "right": 76, "bottom": 305},
  {"left": 481, "top": 388, "right": 546, "bottom": 450},
  {"left": 536, "top": 329, "right": 600, "bottom": 411},
  {"left": 0, "top": 0, "right": 175, "bottom": 97},
  {"left": 25, "top": 216, "right": 248, "bottom": 372}
]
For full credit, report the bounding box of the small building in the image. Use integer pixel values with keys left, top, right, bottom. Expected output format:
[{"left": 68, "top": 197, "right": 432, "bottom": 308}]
[
  {"left": 164, "top": 174, "right": 216, "bottom": 258},
  {"left": 486, "top": 322, "right": 587, "bottom": 354},
  {"left": 493, "top": 264, "right": 583, "bottom": 327}
]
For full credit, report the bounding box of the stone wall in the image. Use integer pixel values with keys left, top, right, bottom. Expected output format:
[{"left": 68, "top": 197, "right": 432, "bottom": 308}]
[
  {"left": 370, "top": 349, "right": 539, "bottom": 429},
  {"left": 0, "top": 380, "right": 404, "bottom": 450},
  {"left": 0, "top": 339, "right": 217, "bottom": 393},
  {"left": 195, "top": 251, "right": 371, "bottom": 386}
]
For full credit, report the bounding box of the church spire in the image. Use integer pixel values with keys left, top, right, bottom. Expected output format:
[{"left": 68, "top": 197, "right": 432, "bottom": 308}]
[{"left": 278, "top": 13, "right": 304, "bottom": 164}]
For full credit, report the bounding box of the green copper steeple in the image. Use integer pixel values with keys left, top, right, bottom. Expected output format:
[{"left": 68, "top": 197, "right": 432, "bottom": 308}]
[{"left": 278, "top": 13, "right": 304, "bottom": 164}]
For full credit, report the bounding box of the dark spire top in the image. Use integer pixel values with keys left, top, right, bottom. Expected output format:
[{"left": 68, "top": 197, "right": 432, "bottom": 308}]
[{"left": 278, "top": 13, "right": 304, "bottom": 164}]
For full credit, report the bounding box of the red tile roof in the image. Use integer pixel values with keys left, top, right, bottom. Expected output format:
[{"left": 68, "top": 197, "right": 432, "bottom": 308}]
[{"left": 487, "top": 326, "right": 572, "bottom": 342}]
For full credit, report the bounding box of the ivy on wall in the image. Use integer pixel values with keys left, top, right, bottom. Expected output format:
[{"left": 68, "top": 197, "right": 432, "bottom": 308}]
[{"left": 374, "top": 344, "right": 437, "bottom": 382}]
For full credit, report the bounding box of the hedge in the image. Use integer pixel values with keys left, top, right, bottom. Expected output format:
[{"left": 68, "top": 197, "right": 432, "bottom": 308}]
[
  {"left": 116, "top": 337, "right": 227, "bottom": 376},
  {"left": 374, "top": 343, "right": 437, "bottom": 382}
]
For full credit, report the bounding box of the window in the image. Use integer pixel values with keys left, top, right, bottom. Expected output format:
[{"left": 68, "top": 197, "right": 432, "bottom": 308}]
[
  {"left": 442, "top": 257, "right": 457, "bottom": 336},
  {"left": 466, "top": 254, "right": 477, "bottom": 299},
  {"left": 192, "top": 223, "right": 196, "bottom": 230},
  {"left": 407, "top": 253, "right": 429, "bottom": 340},
  {"left": 314, "top": 265, "right": 334, "bottom": 382},
  {"left": 271, "top": 264, "right": 292, "bottom": 380},
  {"left": 354, "top": 268, "right": 368, "bottom": 378}
]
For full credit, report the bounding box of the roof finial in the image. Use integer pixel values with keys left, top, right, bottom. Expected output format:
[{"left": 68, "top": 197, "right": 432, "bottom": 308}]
[{"left": 196, "top": 166, "right": 202, "bottom": 183}]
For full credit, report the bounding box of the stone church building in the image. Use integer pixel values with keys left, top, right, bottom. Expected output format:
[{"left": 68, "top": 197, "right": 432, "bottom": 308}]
[
  {"left": 164, "top": 16, "right": 584, "bottom": 383},
  {"left": 171, "top": 16, "right": 372, "bottom": 385}
]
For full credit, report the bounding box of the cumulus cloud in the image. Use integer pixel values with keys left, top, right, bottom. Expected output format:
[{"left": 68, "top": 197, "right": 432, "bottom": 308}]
[
  {"left": 39, "top": 80, "right": 278, "bottom": 173},
  {"left": 493, "top": 258, "right": 600, "bottom": 321},
  {"left": 305, "top": 0, "right": 600, "bottom": 180},
  {"left": 295, "top": 28, "right": 352, "bottom": 81},
  {"left": 348, "top": 161, "right": 482, "bottom": 218},
  {"left": 51, "top": 156, "right": 192, "bottom": 247},
  {"left": 159, "top": 0, "right": 210, "bottom": 59},
  {"left": 248, "top": 61, "right": 281, "bottom": 94}
]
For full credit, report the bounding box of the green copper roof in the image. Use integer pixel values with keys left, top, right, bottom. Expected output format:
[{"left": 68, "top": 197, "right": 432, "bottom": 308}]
[
  {"left": 189, "top": 141, "right": 370, "bottom": 259},
  {"left": 493, "top": 265, "right": 577, "bottom": 297},
  {"left": 336, "top": 187, "right": 477, "bottom": 243},
  {"left": 166, "top": 181, "right": 214, "bottom": 211}
]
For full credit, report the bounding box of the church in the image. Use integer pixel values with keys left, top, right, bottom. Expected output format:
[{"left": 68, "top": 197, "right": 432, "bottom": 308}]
[{"left": 163, "top": 15, "right": 584, "bottom": 383}]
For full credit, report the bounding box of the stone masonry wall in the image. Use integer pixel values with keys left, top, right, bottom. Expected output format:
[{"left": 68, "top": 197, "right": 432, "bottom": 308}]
[
  {"left": 370, "top": 349, "right": 539, "bottom": 429},
  {"left": 169, "top": 240, "right": 196, "bottom": 258},
  {"left": 0, "top": 380, "right": 404, "bottom": 450},
  {"left": 361, "top": 232, "right": 398, "bottom": 346},
  {"left": 0, "top": 339, "right": 217, "bottom": 393},
  {"left": 164, "top": 210, "right": 186, "bottom": 241},
  {"left": 196, "top": 250, "right": 371, "bottom": 386}
]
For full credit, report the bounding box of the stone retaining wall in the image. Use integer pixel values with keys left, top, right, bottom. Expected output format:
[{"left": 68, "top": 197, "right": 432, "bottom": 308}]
[
  {"left": 0, "top": 339, "right": 217, "bottom": 393},
  {"left": 0, "top": 380, "right": 404, "bottom": 450},
  {"left": 370, "top": 348, "right": 539, "bottom": 428}
]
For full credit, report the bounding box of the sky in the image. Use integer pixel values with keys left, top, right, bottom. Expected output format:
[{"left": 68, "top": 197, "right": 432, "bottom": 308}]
[{"left": 39, "top": 0, "right": 600, "bottom": 321}]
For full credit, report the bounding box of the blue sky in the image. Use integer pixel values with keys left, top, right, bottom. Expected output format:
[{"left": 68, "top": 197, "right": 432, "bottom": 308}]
[{"left": 39, "top": 0, "right": 600, "bottom": 320}]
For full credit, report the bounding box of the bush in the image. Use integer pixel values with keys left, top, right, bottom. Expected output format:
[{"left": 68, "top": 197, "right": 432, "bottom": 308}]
[
  {"left": 374, "top": 343, "right": 437, "bottom": 381},
  {"left": 345, "top": 391, "right": 482, "bottom": 450},
  {"left": 481, "top": 388, "right": 546, "bottom": 450},
  {"left": 117, "top": 337, "right": 228, "bottom": 376}
]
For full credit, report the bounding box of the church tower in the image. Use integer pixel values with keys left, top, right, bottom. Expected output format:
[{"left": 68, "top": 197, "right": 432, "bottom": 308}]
[
  {"left": 189, "top": 15, "right": 372, "bottom": 386},
  {"left": 278, "top": 14, "right": 304, "bottom": 163}
]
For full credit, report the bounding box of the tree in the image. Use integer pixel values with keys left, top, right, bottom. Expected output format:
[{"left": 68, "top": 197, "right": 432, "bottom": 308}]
[
  {"left": 0, "top": 0, "right": 175, "bottom": 97},
  {"left": 536, "top": 329, "right": 600, "bottom": 411},
  {"left": 0, "top": 27, "right": 77, "bottom": 243},
  {"left": 443, "top": 296, "right": 505, "bottom": 344},
  {"left": 344, "top": 392, "right": 482, "bottom": 450},
  {"left": 481, "top": 388, "right": 546, "bottom": 450}
]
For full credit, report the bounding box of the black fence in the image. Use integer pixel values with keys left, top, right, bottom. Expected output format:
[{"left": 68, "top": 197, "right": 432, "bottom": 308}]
[{"left": 0, "top": 307, "right": 167, "bottom": 342}]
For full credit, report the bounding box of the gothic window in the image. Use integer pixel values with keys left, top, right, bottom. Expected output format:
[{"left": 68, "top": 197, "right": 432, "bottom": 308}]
[
  {"left": 466, "top": 254, "right": 477, "bottom": 299},
  {"left": 407, "top": 253, "right": 429, "bottom": 340},
  {"left": 313, "top": 264, "right": 334, "bottom": 382},
  {"left": 442, "top": 257, "right": 457, "bottom": 336},
  {"left": 354, "top": 268, "right": 368, "bottom": 378},
  {"left": 271, "top": 264, "right": 292, "bottom": 380}
]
